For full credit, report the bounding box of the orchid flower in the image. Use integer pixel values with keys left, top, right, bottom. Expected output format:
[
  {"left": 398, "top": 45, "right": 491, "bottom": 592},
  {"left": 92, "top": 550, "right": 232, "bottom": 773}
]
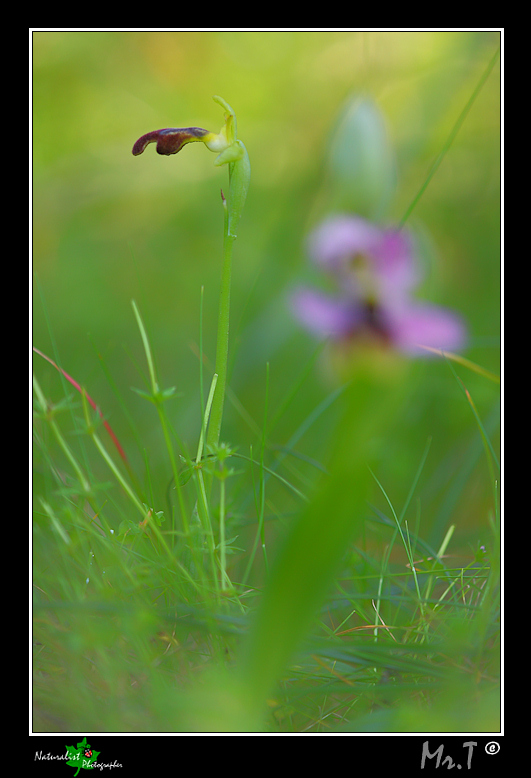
[{"left": 292, "top": 214, "right": 466, "bottom": 357}]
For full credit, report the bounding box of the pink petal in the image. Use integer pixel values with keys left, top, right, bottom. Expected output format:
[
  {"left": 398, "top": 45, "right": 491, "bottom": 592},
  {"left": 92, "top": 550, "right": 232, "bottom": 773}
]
[
  {"left": 389, "top": 304, "right": 467, "bottom": 356},
  {"left": 308, "top": 215, "right": 381, "bottom": 270},
  {"left": 291, "top": 288, "right": 361, "bottom": 338}
]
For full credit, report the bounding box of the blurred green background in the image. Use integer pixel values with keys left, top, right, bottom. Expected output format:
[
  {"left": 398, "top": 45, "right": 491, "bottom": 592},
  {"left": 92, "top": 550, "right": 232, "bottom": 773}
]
[{"left": 33, "top": 30, "right": 500, "bottom": 548}]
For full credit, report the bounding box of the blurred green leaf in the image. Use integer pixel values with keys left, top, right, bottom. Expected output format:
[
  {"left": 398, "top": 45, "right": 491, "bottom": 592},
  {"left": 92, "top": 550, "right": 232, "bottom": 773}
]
[
  {"left": 236, "top": 365, "right": 411, "bottom": 726},
  {"left": 327, "top": 94, "right": 396, "bottom": 219}
]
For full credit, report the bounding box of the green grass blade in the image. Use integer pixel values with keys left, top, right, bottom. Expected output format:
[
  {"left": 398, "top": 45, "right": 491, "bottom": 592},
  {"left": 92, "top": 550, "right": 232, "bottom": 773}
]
[{"left": 399, "top": 45, "right": 500, "bottom": 227}]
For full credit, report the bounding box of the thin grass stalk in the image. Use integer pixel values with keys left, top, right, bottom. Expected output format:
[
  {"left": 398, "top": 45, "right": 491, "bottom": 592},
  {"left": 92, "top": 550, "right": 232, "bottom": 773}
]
[{"left": 131, "top": 300, "right": 189, "bottom": 539}]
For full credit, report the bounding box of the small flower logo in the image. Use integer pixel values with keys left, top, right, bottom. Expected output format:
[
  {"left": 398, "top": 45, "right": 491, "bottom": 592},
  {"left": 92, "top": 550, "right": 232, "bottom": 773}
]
[{"left": 65, "top": 737, "right": 100, "bottom": 776}]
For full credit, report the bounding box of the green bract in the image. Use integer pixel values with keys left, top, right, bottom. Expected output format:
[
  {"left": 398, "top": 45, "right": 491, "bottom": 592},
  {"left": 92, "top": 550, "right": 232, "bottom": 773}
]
[{"left": 211, "top": 96, "right": 250, "bottom": 238}]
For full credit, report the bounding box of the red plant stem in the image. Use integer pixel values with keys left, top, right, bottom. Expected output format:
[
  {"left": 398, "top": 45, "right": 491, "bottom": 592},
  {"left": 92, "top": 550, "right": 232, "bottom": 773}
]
[{"left": 33, "top": 347, "right": 129, "bottom": 465}]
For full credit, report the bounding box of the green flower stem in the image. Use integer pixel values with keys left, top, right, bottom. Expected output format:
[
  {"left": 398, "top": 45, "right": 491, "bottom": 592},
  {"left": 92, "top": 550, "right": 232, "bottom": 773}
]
[
  {"left": 206, "top": 140, "right": 250, "bottom": 453},
  {"left": 206, "top": 203, "right": 235, "bottom": 452}
]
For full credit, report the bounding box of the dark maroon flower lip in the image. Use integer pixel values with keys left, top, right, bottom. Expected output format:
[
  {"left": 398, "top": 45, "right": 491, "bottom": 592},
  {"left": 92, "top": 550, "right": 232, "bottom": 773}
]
[{"left": 132, "top": 127, "right": 212, "bottom": 156}]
